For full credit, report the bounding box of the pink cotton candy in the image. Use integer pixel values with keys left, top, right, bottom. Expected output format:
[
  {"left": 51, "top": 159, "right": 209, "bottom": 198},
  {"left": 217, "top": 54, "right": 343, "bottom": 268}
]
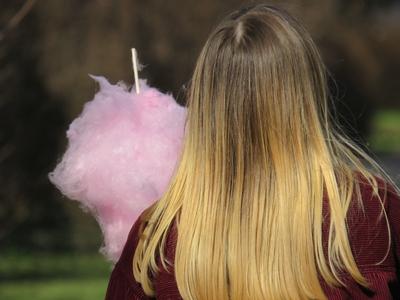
[{"left": 48, "top": 75, "right": 187, "bottom": 262}]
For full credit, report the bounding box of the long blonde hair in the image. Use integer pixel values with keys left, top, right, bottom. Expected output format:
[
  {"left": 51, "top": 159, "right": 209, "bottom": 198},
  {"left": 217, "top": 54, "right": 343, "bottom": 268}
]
[{"left": 132, "top": 4, "right": 399, "bottom": 299}]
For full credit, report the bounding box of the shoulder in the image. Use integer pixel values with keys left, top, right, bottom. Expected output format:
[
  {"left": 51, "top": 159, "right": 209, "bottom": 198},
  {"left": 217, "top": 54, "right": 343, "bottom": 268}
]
[
  {"left": 346, "top": 173, "right": 400, "bottom": 267},
  {"left": 116, "top": 203, "right": 158, "bottom": 269},
  {"left": 351, "top": 172, "right": 399, "bottom": 211},
  {"left": 348, "top": 172, "right": 400, "bottom": 226},
  {"left": 105, "top": 204, "right": 158, "bottom": 300}
]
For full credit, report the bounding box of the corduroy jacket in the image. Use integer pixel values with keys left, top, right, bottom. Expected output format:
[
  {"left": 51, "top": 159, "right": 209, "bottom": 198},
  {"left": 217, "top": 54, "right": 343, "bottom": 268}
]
[{"left": 105, "top": 175, "right": 400, "bottom": 299}]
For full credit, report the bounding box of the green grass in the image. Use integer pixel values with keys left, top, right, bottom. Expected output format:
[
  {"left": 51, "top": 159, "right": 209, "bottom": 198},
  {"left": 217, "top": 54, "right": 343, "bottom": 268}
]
[
  {"left": 0, "top": 278, "right": 108, "bottom": 300},
  {"left": 0, "top": 252, "right": 112, "bottom": 300},
  {"left": 369, "top": 109, "right": 400, "bottom": 153}
]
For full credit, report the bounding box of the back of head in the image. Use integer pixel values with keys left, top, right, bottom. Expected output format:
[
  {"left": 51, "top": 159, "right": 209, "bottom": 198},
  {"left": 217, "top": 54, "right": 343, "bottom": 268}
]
[
  {"left": 188, "top": 4, "right": 329, "bottom": 161},
  {"left": 184, "top": 4, "right": 334, "bottom": 198},
  {"left": 133, "top": 3, "right": 399, "bottom": 299}
]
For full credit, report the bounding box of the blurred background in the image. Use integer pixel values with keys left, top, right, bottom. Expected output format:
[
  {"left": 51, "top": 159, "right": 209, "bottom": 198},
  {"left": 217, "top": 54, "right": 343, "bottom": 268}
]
[{"left": 0, "top": 0, "right": 399, "bottom": 299}]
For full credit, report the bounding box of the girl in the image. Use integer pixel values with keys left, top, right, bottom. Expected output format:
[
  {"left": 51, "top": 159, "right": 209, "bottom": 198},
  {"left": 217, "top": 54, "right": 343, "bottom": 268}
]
[{"left": 105, "top": 3, "right": 400, "bottom": 299}]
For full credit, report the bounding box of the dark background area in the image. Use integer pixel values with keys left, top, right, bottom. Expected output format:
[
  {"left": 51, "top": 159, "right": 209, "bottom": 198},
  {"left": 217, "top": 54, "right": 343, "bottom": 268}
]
[{"left": 0, "top": 1, "right": 399, "bottom": 299}]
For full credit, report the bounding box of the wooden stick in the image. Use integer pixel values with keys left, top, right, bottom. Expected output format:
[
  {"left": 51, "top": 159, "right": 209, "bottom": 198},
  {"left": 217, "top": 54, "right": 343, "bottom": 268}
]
[{"left": 131, "top": 48, "right": 140, "bottom": 94}]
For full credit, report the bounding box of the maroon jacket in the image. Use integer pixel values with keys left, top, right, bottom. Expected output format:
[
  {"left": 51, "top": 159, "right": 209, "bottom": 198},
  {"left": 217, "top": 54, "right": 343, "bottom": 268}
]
[{"left": 104, "top": 177, "right": 400, "bottom": 299}]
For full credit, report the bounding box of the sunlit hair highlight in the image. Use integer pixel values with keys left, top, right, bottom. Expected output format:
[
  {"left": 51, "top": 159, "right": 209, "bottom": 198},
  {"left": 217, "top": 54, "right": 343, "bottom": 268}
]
[{"left": 132, "top": 3, "right": 399, "bottom": 299}]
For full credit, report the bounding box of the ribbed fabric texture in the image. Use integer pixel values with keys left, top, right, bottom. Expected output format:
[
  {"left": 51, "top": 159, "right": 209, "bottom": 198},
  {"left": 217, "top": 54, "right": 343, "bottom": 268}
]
[{"left": 104, "top": 176, "right": 400, "bottom": 299}]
